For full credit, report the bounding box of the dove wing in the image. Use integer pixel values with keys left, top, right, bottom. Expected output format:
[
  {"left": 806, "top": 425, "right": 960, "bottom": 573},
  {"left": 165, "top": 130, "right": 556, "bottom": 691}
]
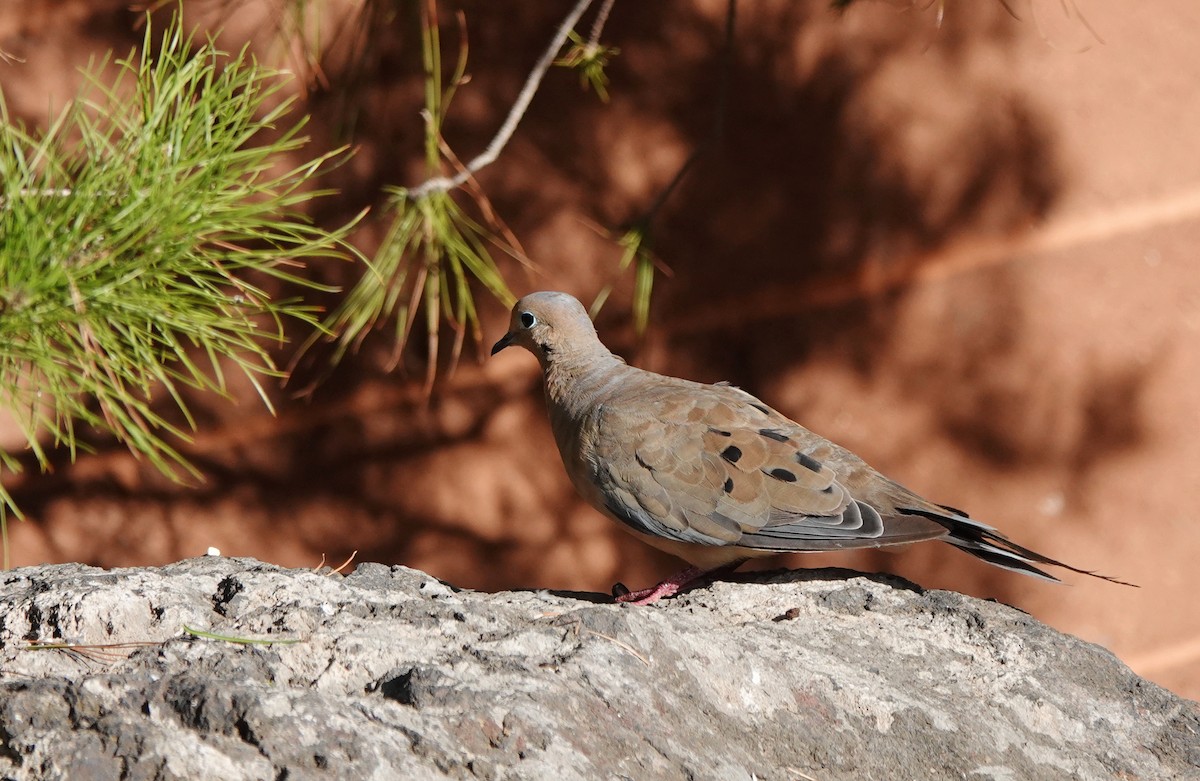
[{"left": 590, "top": 376, "right": 948, "bottom": 551}]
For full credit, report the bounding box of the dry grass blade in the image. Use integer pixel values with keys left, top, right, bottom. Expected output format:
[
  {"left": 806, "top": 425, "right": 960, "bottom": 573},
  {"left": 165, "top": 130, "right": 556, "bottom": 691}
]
[{"left": 24, "top": 638, "right": 166, "bottom": 664}]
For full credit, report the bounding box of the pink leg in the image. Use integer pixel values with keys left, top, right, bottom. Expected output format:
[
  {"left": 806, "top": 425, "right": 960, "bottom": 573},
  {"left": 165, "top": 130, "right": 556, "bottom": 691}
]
[{"left": 612, "top": 566, "right": 711, "bottom": 605}]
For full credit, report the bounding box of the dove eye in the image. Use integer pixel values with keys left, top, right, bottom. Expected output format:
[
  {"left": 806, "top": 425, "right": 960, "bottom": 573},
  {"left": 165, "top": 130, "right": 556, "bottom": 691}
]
[{"left": 519, "top": 311, "right": 537, "bottom": 328}]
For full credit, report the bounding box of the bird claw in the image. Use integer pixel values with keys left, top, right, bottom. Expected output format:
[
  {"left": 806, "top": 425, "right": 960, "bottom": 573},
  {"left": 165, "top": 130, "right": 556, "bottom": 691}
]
[
  {"left": 614, "top": 582, "right": 681, "bottom": 605},
  {"left": 612, "top": 566, "right": 709, "bottom": 605}
]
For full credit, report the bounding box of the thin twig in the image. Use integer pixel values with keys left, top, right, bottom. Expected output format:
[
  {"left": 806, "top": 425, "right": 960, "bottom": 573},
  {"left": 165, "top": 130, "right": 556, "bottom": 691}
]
[
  {"left": 314, "top": 549, "right": 358, "bottom": 574},
  {"left": 587, "top": 0, "right": 617, "bottom": 49},
  {"left": 584, "top": 627, "right": 651, "bottom": 666},
  {"left": 785, "top": 769, "right": 821, "bottom": 781},
  {"left": 634, "top": 0, "right": 736, "bottom": 226},
  {"left": 549, "top": 613, "right": 651, "bottom": 666},
  {"left": 405, "top": 0, "right": 597, "bottom": 199}
]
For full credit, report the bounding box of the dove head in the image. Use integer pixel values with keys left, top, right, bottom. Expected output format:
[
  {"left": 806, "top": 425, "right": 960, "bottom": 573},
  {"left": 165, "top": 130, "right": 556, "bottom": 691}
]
[{"left": 491, "top": 291, "right": 606, "bottom": 368}]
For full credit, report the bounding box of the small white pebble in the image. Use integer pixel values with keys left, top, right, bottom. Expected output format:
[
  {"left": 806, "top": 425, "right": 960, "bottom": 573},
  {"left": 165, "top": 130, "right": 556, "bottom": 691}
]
[{"left": 205, "top": 547, "right": 222, "bottom": 556}]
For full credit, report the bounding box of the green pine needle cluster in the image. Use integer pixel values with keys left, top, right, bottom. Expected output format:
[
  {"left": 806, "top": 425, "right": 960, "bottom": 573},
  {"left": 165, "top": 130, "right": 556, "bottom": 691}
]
[
  {"left": 0, "top": 12, "right": 356, "bottom": 557},
  {"left": 324, "top": 187, "right": 515, "bottom": 389},
  {"left": 555, "top": 30, "right": 619, "bottom": 103},
  {"left": 589, "top": 225, "right": 657, "bottom": 336}
]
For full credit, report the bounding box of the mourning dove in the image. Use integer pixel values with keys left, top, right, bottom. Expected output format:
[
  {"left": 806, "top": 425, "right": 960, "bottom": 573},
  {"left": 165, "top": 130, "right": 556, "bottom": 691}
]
[{"left": 492, "top": 291, "right": 1131, "bottom": 604}]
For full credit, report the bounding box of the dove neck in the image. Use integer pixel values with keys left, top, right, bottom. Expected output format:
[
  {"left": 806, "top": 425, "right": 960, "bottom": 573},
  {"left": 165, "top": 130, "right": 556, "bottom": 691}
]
[{"left": 541, "top": 347, "right": 625, "bottom": 415}]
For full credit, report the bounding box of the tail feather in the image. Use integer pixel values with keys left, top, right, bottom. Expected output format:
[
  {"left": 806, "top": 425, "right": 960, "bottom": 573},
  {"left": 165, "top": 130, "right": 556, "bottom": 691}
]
[
  {"left": 901, "top": 509, "right": 1137, "bottom": 587},
  {"left": 943, "top": 536, "right": 1062, "bottom": 582}
]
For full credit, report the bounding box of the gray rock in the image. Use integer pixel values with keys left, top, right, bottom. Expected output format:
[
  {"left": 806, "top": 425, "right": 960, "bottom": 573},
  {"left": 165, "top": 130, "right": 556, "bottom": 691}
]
[{"left": 0, "top": 557, "right": 1195, "bottom": 780}]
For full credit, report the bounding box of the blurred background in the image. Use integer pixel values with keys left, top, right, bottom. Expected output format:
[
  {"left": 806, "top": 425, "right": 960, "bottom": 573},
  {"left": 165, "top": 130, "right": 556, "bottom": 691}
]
[{"left": 1, "top": 0, "right": 1197, "bottom": 699}]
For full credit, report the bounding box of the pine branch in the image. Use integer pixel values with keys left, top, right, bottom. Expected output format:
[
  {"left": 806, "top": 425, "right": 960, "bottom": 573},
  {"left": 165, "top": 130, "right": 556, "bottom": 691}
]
[
  {"left": 405, "top": 0, "right": 597, "bottom": 200},
  {"left": 0, "top": 10, "right": 357, "bottom": 560}
]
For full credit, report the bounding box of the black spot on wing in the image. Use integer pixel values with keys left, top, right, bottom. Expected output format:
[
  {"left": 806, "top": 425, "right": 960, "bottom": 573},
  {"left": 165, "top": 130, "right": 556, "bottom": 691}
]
[
  {"left": 759, "top": 428, "right": 790, "bottom": 443},
  {"left": 723, "top": 477, "right": 734, "bottom": 494},
  {"left": 720, "top": 445, "right": 743, "bottom": 464},
  {"left": 708, "top": 427, "right": 732, "bottom": 437},
  {"left": 767, "top": 468, "right": 797, "bottom": 483},
  {"left": 795, "top": 452, "right": 823, "bottom": 473},
  {"left": 750, "top": 403, "right": 770, "bottom": 415}
]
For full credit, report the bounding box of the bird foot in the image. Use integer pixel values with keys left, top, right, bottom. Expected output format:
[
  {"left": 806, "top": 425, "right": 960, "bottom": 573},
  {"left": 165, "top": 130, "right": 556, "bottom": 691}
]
[{"left": 612, "top": 566, "right": 709, "bottom": 605}]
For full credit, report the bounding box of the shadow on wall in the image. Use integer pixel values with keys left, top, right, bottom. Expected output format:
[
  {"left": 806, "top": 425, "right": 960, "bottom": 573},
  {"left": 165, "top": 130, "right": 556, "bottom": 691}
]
[{"left": 0, "top": 1, "right": 1150, "bottom": 604}]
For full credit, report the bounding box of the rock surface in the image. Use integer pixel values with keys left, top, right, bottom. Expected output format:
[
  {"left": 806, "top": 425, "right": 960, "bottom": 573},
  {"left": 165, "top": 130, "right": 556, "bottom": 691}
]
[{"left": 0, "top": 557, "right": 1195, "bottom": 781}]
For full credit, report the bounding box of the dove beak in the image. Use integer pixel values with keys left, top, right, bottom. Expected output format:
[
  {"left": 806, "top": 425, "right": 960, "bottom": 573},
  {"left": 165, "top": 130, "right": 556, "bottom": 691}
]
[{"left": 490, "top": 332, "right": 514, "bottom": 356}]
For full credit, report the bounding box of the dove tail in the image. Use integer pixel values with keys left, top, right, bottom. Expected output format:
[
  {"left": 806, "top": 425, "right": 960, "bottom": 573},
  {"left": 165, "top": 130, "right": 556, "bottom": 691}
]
[{"left": 902, "top": 509, "right": 1137, "bottom": 587}]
